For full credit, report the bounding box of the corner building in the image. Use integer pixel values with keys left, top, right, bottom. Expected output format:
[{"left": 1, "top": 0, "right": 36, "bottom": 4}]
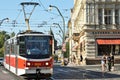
[{"left": 69, "top": 0, "right": 120, "bottom": 65}]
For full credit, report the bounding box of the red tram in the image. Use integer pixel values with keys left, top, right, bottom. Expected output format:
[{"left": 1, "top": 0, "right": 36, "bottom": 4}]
[{"left": 4, "top": 31, "right": 54, "bottom": 78}]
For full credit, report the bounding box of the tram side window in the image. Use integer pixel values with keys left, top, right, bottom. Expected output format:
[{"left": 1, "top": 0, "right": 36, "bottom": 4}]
[
  {"left": 5, "top": 44, "right": 10, "bottom": 54},
  {"left": 11, "top": 44, "right": 15, "bottom": 54},
  {"left": 4, "top": 41, "right": 9, "bottom": 54},
  {"left": 19, "top": 36, "right": 25, "bottom": 41},
  {"left": 19, "top": 36, "right": 26, "bottom": 56},
  {"left": 19, "top": 44, "right": 26, "bottom": 56},
  {"left": 49, "top": 36, "right": 53, "bottom": 55}
]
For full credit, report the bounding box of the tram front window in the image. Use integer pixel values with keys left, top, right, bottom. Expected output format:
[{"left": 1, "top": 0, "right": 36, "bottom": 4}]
[{"left": 26, "top": 36, "right": 51, "bottom": 59}]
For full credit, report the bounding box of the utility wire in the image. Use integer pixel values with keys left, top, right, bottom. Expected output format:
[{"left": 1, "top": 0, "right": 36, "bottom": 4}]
[
  {"left": 37, "top": 0, "right": 70, "bottom": 26},
  {"left": 38, "top": 0, "right": 46, "bottom": 11},
  {"left": 15, "top": 9, "right": 22, "bottom": 21}
]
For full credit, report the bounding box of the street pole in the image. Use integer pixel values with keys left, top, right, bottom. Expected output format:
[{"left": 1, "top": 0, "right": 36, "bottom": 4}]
[
  {"left": 56, "top": 38, "right": 62, "bottom": 45},
  {"left": 49, "top": 5, "right": 65, "bottom": 44},
  {"left": 0, "top": 18, "right": 9, "bottom": 26},
  {"left": 56, "top": 33, "right": 63, "bottom": 40},
  {"left": 53, "top": 23, "right": 64, "bottom": 42},
  {"left": 49, "top": 5, "right": 66, "bottom": 65},
  {"left": 53, "top": 23, "right": 64, "bottom": 35}
]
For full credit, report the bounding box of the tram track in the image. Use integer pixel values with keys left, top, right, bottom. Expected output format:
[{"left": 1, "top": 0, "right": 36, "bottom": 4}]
[{"left": 1, "top": 66, "right": 54, "bottom": 80}]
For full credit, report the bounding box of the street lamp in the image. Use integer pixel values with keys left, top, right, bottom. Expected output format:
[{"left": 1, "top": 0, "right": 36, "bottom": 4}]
[
  {"left": 56, "top": 38, "right": 62, "bottom": 46},
  {"left": 49, "top": 5, "right": 66, "bottom": 65},
  {"left": 56, "top": 33, "right": 63, "bottom": 40},
  {"left": 49, "top": 5, "right": 65, "bottom": 44},
  {"left": 0, "top": 18, "right": 9, "bottom": 26},
  {"left": 53, "top": 23, "right": 64, "bottom": 35}
]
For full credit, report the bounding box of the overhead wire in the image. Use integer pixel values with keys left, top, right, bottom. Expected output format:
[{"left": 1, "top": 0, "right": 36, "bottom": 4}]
[
  {"left": 37, "top": 0, "right": 70, "bottom": 28},
  {"left": 1, "top": 0, "right": 71, "bottom": 32}
]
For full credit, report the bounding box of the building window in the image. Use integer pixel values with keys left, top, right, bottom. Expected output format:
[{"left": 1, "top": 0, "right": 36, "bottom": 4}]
[
  {"left": 98, "top": 8, "right": 119, "bottom": 25},
  {"left": 86, "top": 3, "right": 94, "bottom": 24},
  {"left": 98, "top": 9, "right": 102, "bottom": 24},
  {"left": 86, "top": 4, "right": 89, "bottom": 23},
  {"left": 104, "top": 9, "right": 112, "bottom": 24},
  {"left": 115, "top": 9, "right": 119, "bottom": 24},
  {"left": 89, "top": 4, "right": 94, "bottom": 23}
]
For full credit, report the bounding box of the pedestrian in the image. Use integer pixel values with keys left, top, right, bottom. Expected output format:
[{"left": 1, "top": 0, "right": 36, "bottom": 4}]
[
  {"left": 107, "top": 54, "right": 111, "bottom": 71},
  {"left": 80, "top": 54, "right": 83, "bottom": 62},
  {"left": 110, "top": 53, "right": 115, "bottom": 71},
  {"left": 73, "top": 56, "right": 76, "bottom": 63},
  {"left": 101, "top": 54, "right": 106, "bottom": 77}
]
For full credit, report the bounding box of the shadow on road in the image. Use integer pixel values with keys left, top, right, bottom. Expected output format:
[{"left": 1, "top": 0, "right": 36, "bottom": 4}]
[
  {"left": 85, "top": 70, "right": 120, "bottom": 79},
  {"left": 53, "top": 65, "right": 120, "bottom": 79}
]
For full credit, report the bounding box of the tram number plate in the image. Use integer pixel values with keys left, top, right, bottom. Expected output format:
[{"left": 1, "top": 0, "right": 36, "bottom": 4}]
[{"left": 34, "top": 63, "right": 41, "bottom": 66}]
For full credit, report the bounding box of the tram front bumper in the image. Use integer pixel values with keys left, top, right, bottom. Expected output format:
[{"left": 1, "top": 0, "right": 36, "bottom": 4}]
[{"left": 25, "top": 67, "right": 53, "bottom": 75}]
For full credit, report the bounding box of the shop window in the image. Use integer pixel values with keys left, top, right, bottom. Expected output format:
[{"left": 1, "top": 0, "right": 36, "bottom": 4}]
[{"left": 98, "top": 45, "right": 120, "bottom": 56}]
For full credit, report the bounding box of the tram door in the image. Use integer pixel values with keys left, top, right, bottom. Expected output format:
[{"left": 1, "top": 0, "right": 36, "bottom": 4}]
[{"left": 15, "top": 45, "right": 18, "bottom": 75}]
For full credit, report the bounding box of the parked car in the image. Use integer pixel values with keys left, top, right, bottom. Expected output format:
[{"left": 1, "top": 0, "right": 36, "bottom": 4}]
[{"left": 0, "top": 58, "right": 3, "bottom": 66}]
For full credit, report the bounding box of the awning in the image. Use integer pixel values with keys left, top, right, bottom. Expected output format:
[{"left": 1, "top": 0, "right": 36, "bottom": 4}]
[{"left": 97, "top": 39, "right": 120, "bottom": 45}]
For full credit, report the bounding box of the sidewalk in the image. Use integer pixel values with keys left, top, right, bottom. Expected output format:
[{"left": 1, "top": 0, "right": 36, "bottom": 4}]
[{"left": 67, "top": 62, "right": 120, "bottom": 71}]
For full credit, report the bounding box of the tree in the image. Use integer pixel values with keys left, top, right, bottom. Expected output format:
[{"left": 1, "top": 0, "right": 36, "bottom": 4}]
[
  {"left": 11, "top": 32, "right": 15, "bottom": 37},
  {"left": 64, "top": 42, "right": 69, "bottom": 58},
  {"left": 0, "top": 31, "right": 10, "bottom": 57}
]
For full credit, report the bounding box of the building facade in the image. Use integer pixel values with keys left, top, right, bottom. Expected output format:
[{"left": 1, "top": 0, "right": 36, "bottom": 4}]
[{"left": 68, "top": 0, "right": 120, "bottom": 65}]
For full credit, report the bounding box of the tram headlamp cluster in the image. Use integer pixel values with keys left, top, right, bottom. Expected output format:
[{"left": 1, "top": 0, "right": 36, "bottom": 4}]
[
  {"left": 45, "top": 62, "right": 49, "bottom": 66},
  {"left": 26, "top": 62, "right": 49, "bottom": 67},
  {"left": 27, "top": 62, "right": 31, "bottom": 66}
]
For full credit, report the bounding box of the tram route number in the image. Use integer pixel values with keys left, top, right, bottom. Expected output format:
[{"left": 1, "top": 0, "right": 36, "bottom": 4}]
[{"left": 34, "top": 63, "right": 41, "bottom": 66}]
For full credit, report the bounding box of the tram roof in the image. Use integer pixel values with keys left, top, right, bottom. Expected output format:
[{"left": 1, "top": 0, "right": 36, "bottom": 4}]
[
  {"left": 16, "top": 30, "right": 53, "bottom": 37},
  {"left": 5, "top": 30, "right": 53, "bottom": 42},
  {"left": 17, "top": 30, "right": 43, "bottom": 34}
]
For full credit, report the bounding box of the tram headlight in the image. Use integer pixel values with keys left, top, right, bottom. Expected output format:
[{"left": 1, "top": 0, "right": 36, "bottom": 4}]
[
  {"left": 27, "top": 62, "right": 31, "bottom": 66},
  {"left": 45, "top": 62, "right": 49, "bottom": 66}
]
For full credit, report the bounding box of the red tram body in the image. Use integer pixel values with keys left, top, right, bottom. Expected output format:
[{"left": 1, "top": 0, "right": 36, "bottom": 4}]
[{"left": 4, "top": 31, "right": 54, "bottom": 78}]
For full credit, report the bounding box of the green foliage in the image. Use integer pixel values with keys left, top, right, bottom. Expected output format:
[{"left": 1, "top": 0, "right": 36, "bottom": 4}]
[
  {"left": 54, "top": 54, "right": 58, "bottom": 62},
  {"left": 0, "top": 31, "right": 11, "bottom": 57},
  {"left": 0, "top": 35, "right": 4, "bottom": 48},
  {"left": 11, "top": 32, "right": 15, "bottom": 37},
  {"left": 0, "top": 47, "right": 4, "bottom": 57},
  {"left": 64, "top": 42, "right": 69, "bottom": 58}
]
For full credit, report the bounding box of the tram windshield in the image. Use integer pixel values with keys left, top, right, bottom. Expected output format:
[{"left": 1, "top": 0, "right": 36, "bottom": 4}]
[{"left": 25, "top": 36, "right": 52, "bottom": 59}]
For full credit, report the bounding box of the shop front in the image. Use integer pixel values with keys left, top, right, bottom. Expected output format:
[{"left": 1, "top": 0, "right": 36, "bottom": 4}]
[{"left": 97, "top": 39, "right": 120, "bottom": 56}]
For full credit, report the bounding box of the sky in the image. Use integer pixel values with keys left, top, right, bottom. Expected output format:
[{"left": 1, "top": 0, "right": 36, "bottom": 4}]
[{"left": 0, "top": 0, "right": 73, "bottom": 45}]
